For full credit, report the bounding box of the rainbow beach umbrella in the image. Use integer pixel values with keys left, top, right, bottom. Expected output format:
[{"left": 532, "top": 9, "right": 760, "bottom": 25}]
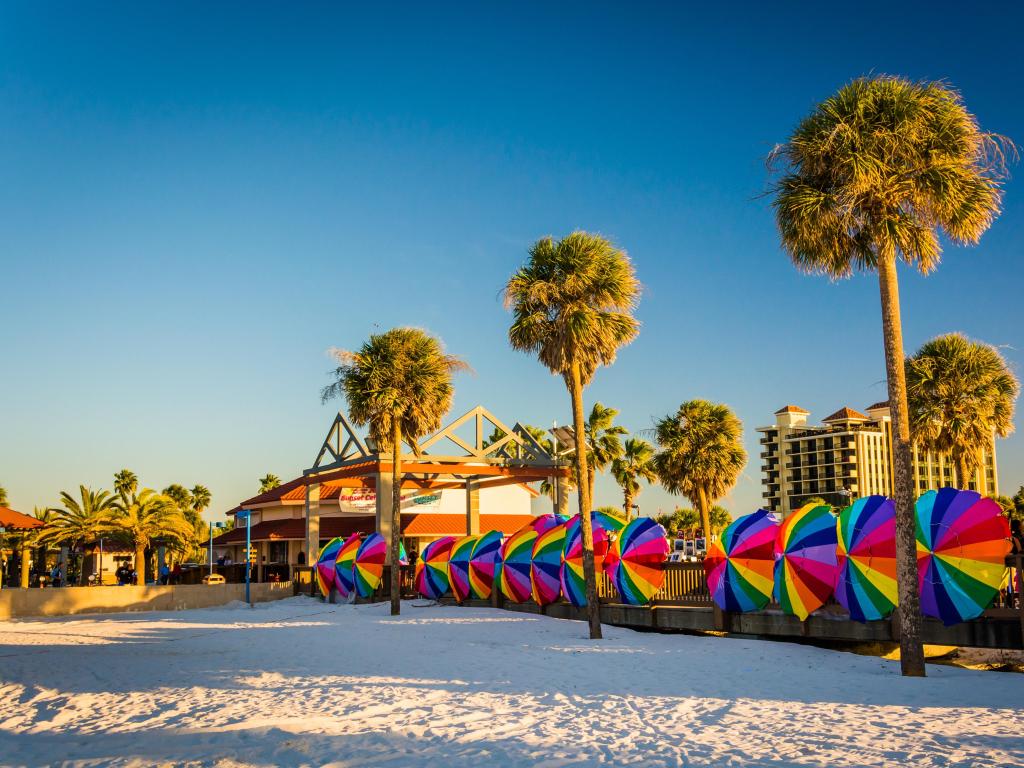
[
  {"left": 916, "top": 488, "right": 1011, "bottom": 626},
  {"left": 704, "top": 510, "right": 778, "bottom": 612},
  {"left": 835, "top": 496, "right": 897, "bottom": 622},
  {"left": 774, "top": 503, "right": 839, "bottom": 621},
  {"left": 469, "top": 530, "right": 503, "bottom": 599},
  {"left": 415, "top": 536, "right": 456, "bottom": 599},
  {"left": 315, "top": 537, "right": 345, "bottom": 598},
  {"left": 531, "top": 523, "right": 566, "bottom": 605},
  {"left": 334, "top": 533, "right": 363, "bottom": 598},
  {"left": 500, "top": 527, "right": 536, "bottom": 603},
  {"left": 448, "top": 535, "right": 480, "bottom": 602},
  {"left": 560, "top": 511, "right": 627, "bottom": 607},
  {"left": 353, "top": 532, "right": 387, "bottom": 598},
  {"left": 524, "top": 513, "right": 568, "bottom": 536},
  {"left": 604, "top": 517, "right": 669, "bottom": 605}
]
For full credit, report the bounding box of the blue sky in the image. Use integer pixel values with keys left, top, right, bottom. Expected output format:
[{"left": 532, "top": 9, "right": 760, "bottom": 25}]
[{"left": 2, "top": 1, "right": 1023, "bottom": 520}]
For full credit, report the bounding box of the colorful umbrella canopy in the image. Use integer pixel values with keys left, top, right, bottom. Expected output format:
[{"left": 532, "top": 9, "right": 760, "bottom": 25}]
[
  {"left": 774, "top": 502, "right": 839, "bottom": 620},
  {"left": 604, "top": 517, "right": 669, "bottom": 605},
  {"left": 448, "top": 535, "right": 480, "bottom": 602},
  {"left": 835, "top": 496, "right": 897, "bottom": 622},
  {"left": 315, "top": 537, "right": 345, "bottom": 598},
  {"left": 560, "top": 511, "right": 628, "bottom": 607},
  {"left": 469, "top": 530, "right": 504, "bottom": 599},
  {"left": 531, "top": 523, "right": 566, "bottom": 605},
  {"left": 415, "top": 536, "right": 456, "bottom": 599},
  {"left": 353, "top": 532, "right": 387, "bottom": 598},
  {"left": 334, "top": 533, "right": 363, "bottom": 598},
  {"left": 499, "top": 527, "right": 537, "bottom": 603},
  {"left": 916, "top": 488, "right": 1011, "bottom": 626},
  {"left": 398, "top": 540, "right": 409, "bottom": 566},
  {"left": 704, "top": 510, "right": 778, "bottom": 612},
  {"left": 524, "top": 513, "right": 568, "bottom": 535}
]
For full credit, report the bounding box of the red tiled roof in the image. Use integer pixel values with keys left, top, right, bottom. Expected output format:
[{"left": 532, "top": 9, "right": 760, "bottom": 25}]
[
  {"left": 774, "top": 405, "right": 809, "bottom": 415},
  {"left": 822, "top": 406, "right": 869, "bottom": 422},
  {"left": 210, "top": 512, "right": 538, "bottom": 544},
  {"left": 0, "top": 506, "right": 44, "bottom": 531},
  {"left": 865, "top": 401, "right": 890, "bottom": 411}
]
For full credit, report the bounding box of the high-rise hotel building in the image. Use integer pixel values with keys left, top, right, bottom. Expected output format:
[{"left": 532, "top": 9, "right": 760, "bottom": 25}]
[{"left": 757, "top": 402, "right": 999, "bottom": 518}]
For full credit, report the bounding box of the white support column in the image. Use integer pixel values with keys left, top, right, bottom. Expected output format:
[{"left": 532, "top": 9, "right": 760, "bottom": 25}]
[
  {"left": 466, "top": 477, "right": 480, "bottom": 535},
  {"left": 305, "top": 482, "right": 320, "bottom": 563}
]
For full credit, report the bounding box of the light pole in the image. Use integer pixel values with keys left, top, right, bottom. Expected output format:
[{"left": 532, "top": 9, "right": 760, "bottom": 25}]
[
  {"left": 236, "top": 510, "right": 252, "bottom": 607},
  {"left": 208, "top": 521, "right": 225, "bottom": 576},
  {"left": 0, "top": 526, "right": 6, "bottom": 590}
]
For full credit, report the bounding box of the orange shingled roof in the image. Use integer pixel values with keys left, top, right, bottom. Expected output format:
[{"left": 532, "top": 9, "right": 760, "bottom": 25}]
[
  {"left": 822, "top": 406, "right": 869, "bottom": 422},
  {"left": 0, "top": 506, "right": 43, "bottom": 531},
  {"left": 774, "top": 404, "right": 809, "bottom": 415},
  {"left": 865, "top": 401, "right": 890, "bottom": 411},
  {"left": 403, "top": 513, "right": 536, "bottom": 537}
]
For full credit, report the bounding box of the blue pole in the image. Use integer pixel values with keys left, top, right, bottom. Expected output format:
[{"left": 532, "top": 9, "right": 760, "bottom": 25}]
[{"left": 245, "top": 513, "right": 251, "bottom": 606}]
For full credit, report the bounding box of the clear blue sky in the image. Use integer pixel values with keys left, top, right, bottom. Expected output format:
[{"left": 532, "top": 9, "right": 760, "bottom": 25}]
[{"left": 2, "top": 1, "right": 1023, "bottom": 520}]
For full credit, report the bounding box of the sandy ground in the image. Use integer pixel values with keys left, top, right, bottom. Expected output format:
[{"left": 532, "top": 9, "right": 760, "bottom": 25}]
[{"left": 0, "top": 597, "right": 1021, "bottom": 767}]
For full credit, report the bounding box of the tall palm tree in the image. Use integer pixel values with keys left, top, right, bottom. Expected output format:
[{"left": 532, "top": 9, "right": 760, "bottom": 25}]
[
  {"left": 114, "top": 469, "right": 138, "bottom": 501},
  {"left": 652, "top": 400, "right": 746, "bottom": 555},
  {"left": 322, "top": 327, "right": 466, "bottom": 616},
  {"left": 37, "top": 486, "right": 118, "bottom": 585},
  {"left": 505, "top": 231, "right": 640, "bottom": 639},
  {"left": 769, "top": 76, "right": 1010, "bottom": 677},
  {"left": 611, "top": 437, "right": 656, "bottom": 518},
  {"left": 583, "top": 402, "right": 627, "bottom": 502},
  {"left": 907, "top": 333, "right": 1019, "bottom": 489},
  {"left": 113, "top": 490, "right": 194, "bottom": 584},
  {"left": 258, "top": 474, "right": 281, "bottom": 494}
]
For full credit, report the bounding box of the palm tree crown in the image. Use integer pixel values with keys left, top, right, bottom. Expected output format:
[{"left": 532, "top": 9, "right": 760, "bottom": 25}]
[
  {"left": 0, "top": 485, "right": 8, "bottom": 506},
  {"left": 770, "top": 76, "right": 1010, "bottom": 277},
  {"left": 652, "top": 400, "right": 746, "bottom": 547},
  {"left": 258, "top": 474, "right": 281, "bottom": 494},
  {"left": 611, "top": 437, "right": 656, "bottom": 518},
  {"left": 190, "top": 485, "right": 212, "bottom": 516},
  {"left": 114, "top": 469, "right": 138, "bottom": 501},
  {"left": 38, "top": 486, "right": 118, "bottom": 585},
  {"left": 906, "top": 333, "right": 1019, "bottom": 487},
  {"left": 583, "top": 402, "right": 627, "bottom": 496}
]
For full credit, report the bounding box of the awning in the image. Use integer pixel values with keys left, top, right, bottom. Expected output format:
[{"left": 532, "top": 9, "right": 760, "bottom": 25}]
[{"left": 0, "top": 506, "right": 44, "bottom": 531}]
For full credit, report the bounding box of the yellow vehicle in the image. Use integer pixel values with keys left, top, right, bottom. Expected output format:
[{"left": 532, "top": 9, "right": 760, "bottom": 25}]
[{"left": 202, "top": 573, "right": 226, "bottom": 585}]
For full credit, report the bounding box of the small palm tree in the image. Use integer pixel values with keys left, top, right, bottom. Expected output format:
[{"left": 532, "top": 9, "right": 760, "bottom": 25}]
[
  {"left": 906, "top": 333, "right": 1019, "bottom": 489},
  {"left": 769, "top": 76, "right": 1011, "bottom": 678},
  {"left": 583, "top": 403, "right": 627, "bottom": 502},
  {"left": 653, "top": 400, "right": 746, "bottom": 554},
  {"left": 505, "top": 231, "right": 640, "bottom": 640},
  {"left": 258, "top": 474, "right": 281, "bottom": 494},
  {"left": 611, "top": 437, "right": 656, "bottom": 518},
  {"left": 323, "top": 327, "right": 466, "bottom": 616},
  {"left": 37, "top": 486, "right": 118, "bottom": 585},
  {"left": 114, "top": 469, "right": 138, "bottom": 501},
  {"left": 113, "top": 490, "right": 194, "bottom": 584}
]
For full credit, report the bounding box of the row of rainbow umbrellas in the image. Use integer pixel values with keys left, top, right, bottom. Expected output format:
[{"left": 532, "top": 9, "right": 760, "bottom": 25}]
[
  {"left": 416, "top": 511, "right": 670, "bottom": 606},
  {"left": 314, "top": 532, "right": 407, "bottom": 600},
  {"left": 704, "top": 488, "right": 1012, "bottom": 626}
]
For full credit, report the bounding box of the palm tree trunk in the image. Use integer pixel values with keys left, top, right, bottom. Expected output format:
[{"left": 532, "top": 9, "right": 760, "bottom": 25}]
[
  {"left": 623, "top": 488, "right": 634, "bottom": 520},
  {"left": 569, "top": 362, "right": 602, "bottom": 640},
  {"left": 390, "top": 420, "right": 403, "bottom": 616},
  {"left": 955, "top": 455, "right": 971, "bottom": 491},
  {"left": 136, "top": 543, "right": 146, "bottom": 586},
  {"left": 696, "top": 486, "right": 712, "bottom": 553},
  {"left": 878, "top": 252, "right": 926, "bottom": 677}
]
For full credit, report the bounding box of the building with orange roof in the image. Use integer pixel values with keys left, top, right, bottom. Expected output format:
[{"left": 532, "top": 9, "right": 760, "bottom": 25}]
[
  {"left": 210, "top": 406, "right": 570, "bottom": 581},
  {"left": 757, "top": 403, "right": 999, "bottom": 517}
]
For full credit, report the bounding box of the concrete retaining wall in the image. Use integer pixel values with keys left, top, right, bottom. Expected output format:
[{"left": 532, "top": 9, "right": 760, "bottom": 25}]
[{"left": 0, "top": 581, "right": 294, "bottom": 620}]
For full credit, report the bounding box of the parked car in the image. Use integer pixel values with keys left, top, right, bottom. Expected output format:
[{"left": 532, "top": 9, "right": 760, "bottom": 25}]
[{"left": 202, "top": 573, "right": 226, "bottom": 585}]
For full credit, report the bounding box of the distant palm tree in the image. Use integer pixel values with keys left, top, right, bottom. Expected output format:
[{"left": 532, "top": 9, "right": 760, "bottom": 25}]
[
  {"left": 505, "top": 231, "right": 640, "bottom": 640},
  {"left": 190, "top": 485, "right": 212, "bottom": 517},
  {"left": 114, "top": 469, "right": 138, "bottom": 501},
  {"left": 258, "top": 474, "right": 281, "bottom": 494},
  {"left": 113, "top": 490, "right": 194, "bottom": 584},
  {"left": 322, "top": 327, "right": 467, "bottom": 616},
  {"left": 37, "top": 486, "right": 118, "bottom": 585},
  {"left": 611, "top": 437, "right": 656, "bottom": 518},
  {"left": 906, "top": 333, "right": 1019, "bottom": 489},
  {"left": 768, "top": 76, "right": 1011, "bottom": 678},
  {"left": 0, "top": 485, "right": 8, "bottom": 506},
  {"left": 31, "top": 506, "right": 53, "bottom": 573},
  {"left": 583, "top": 402, "right": 627, "bottom": 502},
  {"left": 653, "top": 400, "right": 746, "bottom": 555}
]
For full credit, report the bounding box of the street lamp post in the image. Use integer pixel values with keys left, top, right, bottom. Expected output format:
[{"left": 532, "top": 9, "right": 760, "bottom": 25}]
[{"left": 236, "top": 510, "right": 253, "bottom": 607}]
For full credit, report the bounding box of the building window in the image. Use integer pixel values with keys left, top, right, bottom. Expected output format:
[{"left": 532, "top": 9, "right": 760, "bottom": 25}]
[{"left": 270, "top": 541, "right": 289, "bottom": 563}]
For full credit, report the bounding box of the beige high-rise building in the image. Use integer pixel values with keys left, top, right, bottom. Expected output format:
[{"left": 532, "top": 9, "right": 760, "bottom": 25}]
[{"left": 757, "top": 402, "right": 999, "bottom": 518}]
